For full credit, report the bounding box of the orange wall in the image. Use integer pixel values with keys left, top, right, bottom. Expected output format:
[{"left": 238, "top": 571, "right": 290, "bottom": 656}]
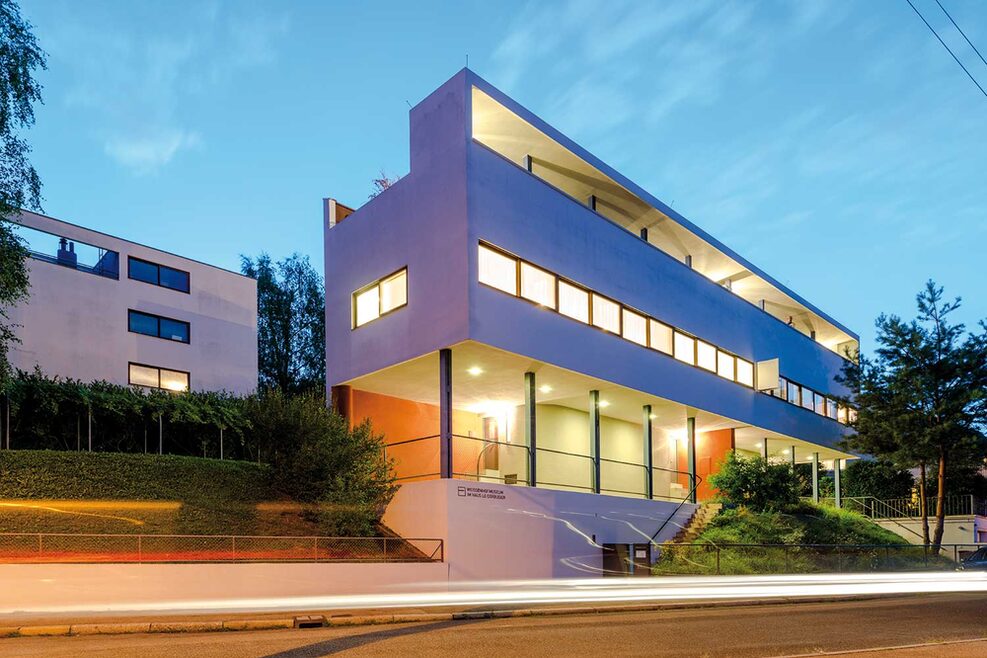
[{"left": 676, "top": 428, "right": 735, "bottom": 502}]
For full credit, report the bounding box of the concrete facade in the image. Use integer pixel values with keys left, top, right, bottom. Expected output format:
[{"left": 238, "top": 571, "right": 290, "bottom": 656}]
[{"left": 7, "top": 211, "right": 257, "bottom": 395}]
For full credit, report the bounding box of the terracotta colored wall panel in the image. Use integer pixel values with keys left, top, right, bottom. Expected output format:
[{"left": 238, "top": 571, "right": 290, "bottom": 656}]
[{"left": 676, "top": 428, "right": 735, "bottom": 502}]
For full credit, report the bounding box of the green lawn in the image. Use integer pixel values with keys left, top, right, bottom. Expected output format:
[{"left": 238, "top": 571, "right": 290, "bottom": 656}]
[
  {"left": 654, "top": 503, "right": 948, "bottom": 575},
  {"left": 0, "top": 450, "right": 325, "bottom": 535}
]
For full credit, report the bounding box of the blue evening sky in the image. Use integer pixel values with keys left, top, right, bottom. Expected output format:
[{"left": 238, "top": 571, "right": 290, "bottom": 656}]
[{"left": 20, "top": 0, "right": 987, "bottom": 351}]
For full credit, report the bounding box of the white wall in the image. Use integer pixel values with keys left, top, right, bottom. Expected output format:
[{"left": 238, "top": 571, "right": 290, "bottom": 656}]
[
  {"left": 383, "top": 479, "right": 697, "bottom": 581},
  {"left": 0, "top": 562, "right": 450, "bottom": 617},
  {"left": 8, "top": 212, "right": 257, "bottom": 394}
]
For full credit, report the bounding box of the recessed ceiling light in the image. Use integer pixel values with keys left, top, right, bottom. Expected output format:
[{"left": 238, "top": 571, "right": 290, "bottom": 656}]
[
  {"left": 467, "top": 366, "right": 483, "bottom": 376},
  {"left": 649, "top": 414, "right": 657, "bottom": 420},
  {"left": 539, "top": 384, "right": 553, "bottom": 394},
  {"left": 599, "top": 400, "right": 611, "bottom": 408},
  {"left": 782, "top": 449, "right": 790, "bottom": 455},
  {"left": 754, "top": 442, "right": 762, "bottom": 448}
]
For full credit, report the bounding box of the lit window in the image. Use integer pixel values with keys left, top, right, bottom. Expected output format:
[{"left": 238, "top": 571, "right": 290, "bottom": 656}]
[
  {"left": 801, "top": 386, "right": 815, "bottom": 410},
  {"left": 558, "top": 280, "right": 589, "bottom": 323},
  {"left": 697, "top": 341, "right": 716, "bottom": 372},
  {"left": 848, "top": 408, "right": 858, "bottom": 423},
  {"left": 787, "top": 381, "right": 801, "bottom": 405},
  {"left": 649, "top": 320, "right": 673, "bottom": 355},
  {"left": 380, "top": 270, "right": 407, "bottom": 314},
  {"left": 520, "top": 262, "right": 555, "bottom": 308},
  {"left": 128, "top": 363, "right": 159, "bottom": 388},
  {"left": 674, "top": 332, "right": 696, "bottom": 365},
  {"left": 354, "top": 285, "right": 380, "bottom": 327},
  {"left": 591, "top": 294, "right": 620, "bottom": 334},
  {"left": 736, "top": 359, "right": 754, "bottom": 387},
  {"left": 827, "top": 399, "right": 838, "bottom": 420},
  {"left": 837, "top": 405, "right": 848, "bottom": 424},
  {"left": 478, "top": 244, "right": 517, "bottom": 295},
  {"left": 716, "top": 351, "right": 735, "bottom": 380},
  {"left": 814, "top": 392, "right": 826, "bottom": 415},
  {"left": 129, "top": 363, "right": 189, "bottom": 392},
  {"left": 621, "top": 308, "right": 647, "bottom": 346}
]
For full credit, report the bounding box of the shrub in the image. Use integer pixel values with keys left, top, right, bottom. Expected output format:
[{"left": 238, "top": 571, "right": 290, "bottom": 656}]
[{"left": 709, "top": 452, "right": 800, "bottom": 511}]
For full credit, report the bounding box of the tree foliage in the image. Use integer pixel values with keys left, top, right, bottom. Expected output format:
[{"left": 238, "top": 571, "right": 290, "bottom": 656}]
[
  {"left": 241, "top": 253, "right": 325, "bottom": 395},
  {"left": 843, "top": 459, "right": 914, "bottom": 500},
  {"left": 709, "top": 452, "right": 801, "bottom": 512},
  {"left": 839, "top": 281, "right": 987, "bottom": 548},
  {"left": 0, "top": 0, "right": 46, "bottom": 384}
]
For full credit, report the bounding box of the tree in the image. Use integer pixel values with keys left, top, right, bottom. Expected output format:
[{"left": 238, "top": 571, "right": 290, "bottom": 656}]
[
  {"left": 0, "top": 0, "right": 46, "bottom": 385},
  {"left": 240, "top": 253, "right": 325, "bottom": 394},
  {"left": 840, "top": 281, "right": 987, "bottom": 549},
  {"left": 843, "top": 459, "right": 914, "bottom": 500}
]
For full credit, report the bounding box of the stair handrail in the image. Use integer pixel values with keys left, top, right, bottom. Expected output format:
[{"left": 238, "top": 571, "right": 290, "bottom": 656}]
[
  {"left": 649, "top": 473, "right": 704, "bottom": 544},
  {"left": 855, "top": 495, "right": 926, "bottom": 541}
]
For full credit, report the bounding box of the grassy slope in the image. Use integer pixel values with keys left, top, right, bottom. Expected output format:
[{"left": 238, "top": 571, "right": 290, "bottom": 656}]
[
  {"left": 655, "top": 503, "right": 939, "bottom": 575},
  {"left": 0, "top": 450, "right": 322, "bottom": 535}
]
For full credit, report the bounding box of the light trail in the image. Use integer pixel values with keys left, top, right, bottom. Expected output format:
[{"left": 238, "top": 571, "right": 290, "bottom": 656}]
[{"left": 4, "top": 571, "right": 987, "bottom": 617}]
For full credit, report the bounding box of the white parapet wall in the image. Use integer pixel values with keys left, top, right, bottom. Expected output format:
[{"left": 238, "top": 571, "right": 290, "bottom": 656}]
[{"left": 383, "top": 479, "right": 697, "bottom": 581}]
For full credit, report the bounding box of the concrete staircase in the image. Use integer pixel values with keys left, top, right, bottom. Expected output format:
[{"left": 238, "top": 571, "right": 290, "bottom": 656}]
[{"left": 669, "top": 503, "right": 722, "bottom": 544}]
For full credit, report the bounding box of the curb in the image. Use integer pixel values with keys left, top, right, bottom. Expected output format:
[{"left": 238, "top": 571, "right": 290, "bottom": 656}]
[{"left": 0, "top": 594, "right": 904, "bottom": 639}]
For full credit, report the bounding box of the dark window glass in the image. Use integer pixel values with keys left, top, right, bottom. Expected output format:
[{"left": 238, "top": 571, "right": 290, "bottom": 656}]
[
  {"left": 128, "top": 311, "right": 159, "bottom": 337},
  {"left": 129, "top": 258, "right": 159, "bottom": 285},
  {"left": 159, "top": 266, "right": 190, "bottom": 293},
  {"left": 159, "top": 317, "right": 190, "bottom": 343}
]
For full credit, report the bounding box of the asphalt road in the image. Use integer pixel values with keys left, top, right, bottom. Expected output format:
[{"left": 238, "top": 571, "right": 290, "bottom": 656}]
[{"left": 2, "top": 594, "right": 986, "bottom": 657}]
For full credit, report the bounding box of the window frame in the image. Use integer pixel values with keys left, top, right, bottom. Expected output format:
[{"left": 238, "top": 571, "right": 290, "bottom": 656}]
[
  {"left": 128, "top": 309, "right": 190, "bottom": 344},
  {"left": 519, "top": 261, "right": 557, "bottom": 309},
  {"left": 352, "top": 266, "right": 409, "bottom": 329},
  {"left": 590, "top": 292, "right": 621, "bottom": 334},
  {"left": 128, "top": 362, "right": 190, "bottom": 392},
  {"left": 477, "top": 243, "right": 519, "bottom": 296},
  {"left": 127, "top": 256, "right": 191, "bottom": 294}
]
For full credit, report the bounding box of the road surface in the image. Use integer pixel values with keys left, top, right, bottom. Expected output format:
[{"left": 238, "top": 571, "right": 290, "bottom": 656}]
[{"left": 1, "top": 594, "right": 985, "bottom": 657}]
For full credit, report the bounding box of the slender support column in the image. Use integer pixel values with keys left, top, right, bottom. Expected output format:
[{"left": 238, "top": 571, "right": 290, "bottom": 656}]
[
  {"left": 643, "top": 405, "right": 653, "bottom": 500},
  {"left": 590, "top": 390, "right": 601, "bottom": 494},
  {"left": 812, "top": 452, "right": 820, "bottom": 503},
  {"left": 687, "top": 416, "right": 697, "bottom": 503},
  {"left": 439, "top": 348, "right": 453, "bottom": 479},
  {"left": 761, "top": 438, "right": 769, "bottom": 461},
  {"left": 834, "top": 458, "right": 843, "bottom": 509},
  {"left": 790, "top": 445, "right": 796, "bottom": 470},
  {"left": 524, "top": 372, "right": 536, "bottom": 487}
]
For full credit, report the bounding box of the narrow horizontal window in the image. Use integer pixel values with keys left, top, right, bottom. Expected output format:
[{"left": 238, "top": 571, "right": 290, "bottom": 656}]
[
  {"left": 128, "top": 257, "right": 190, "bottom": 293},
  {"left": 696, "top": 340, "right": 716, "bottom": 372},
  {"left": 673, "top": 332, "right": 696, "bottom": 365},
  {"left": 520, "top": 262, "right": 555, "bottom": 308},
  {"left": 649, "top": 320, "right": 673, "bottom": 355},
  {"left": 129, "top": 363, "right": 189, "bottom": 392},
  {"left": 716, "top": 351, "right": 735, "bottom": 380},
  {"left": 478, "top": 244, "right": 517, "bottom": 295},
  {"left": 736, "top": 358, "right": 754, "bottom": 387},
  {"left": 591, "top": 294, "right": 620, "bottom": 334},
  {"left": 380, "top": 269, "right": 408, "bottom": 314},
  {"left": 558, "top": 280, "right": 589, "bottom": 323},
  {"left": 621, "top": 308, "right": 647, "bottom": 346},
  {"left": 129, "top": 310, "right": 189, "bottom": 344}
]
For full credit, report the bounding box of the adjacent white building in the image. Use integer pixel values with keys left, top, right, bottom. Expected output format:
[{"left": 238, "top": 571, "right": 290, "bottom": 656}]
[{"left": 6, "top": 211, "right": 257, "bottom": 395}]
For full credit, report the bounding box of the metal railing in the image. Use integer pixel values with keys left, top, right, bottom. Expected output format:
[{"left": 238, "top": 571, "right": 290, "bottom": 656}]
[
  {"left": 0, "top": 533, "right": 443, "bottom": 564},
  {"left": 654, "top": 542, "right": 985, "bottom": 575},
  {"left": 383, "top": 434, "right": 696, "bottom": 502},
  {"left": 815, "top": 494, "right": 984, "bottom": 519}
]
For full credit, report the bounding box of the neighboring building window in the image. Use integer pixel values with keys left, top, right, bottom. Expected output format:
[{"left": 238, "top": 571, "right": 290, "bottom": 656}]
[
  {"left": 591, "top": 293, "right": 620, "bottom": 334},
  {"left": 696, "top": 340, "right": 716, "bottom": 372},
  {"left": 621, "top": 308, "right": 647, "bottom": 346},
  {"left": 558, "top": 280, "right": 589, "bottom": 323},
  {"left": 717, "top": 351, "right": 735, "bottom": 380},
  {"left": 478, "top": 244, "right": 517, "bottom": 295},
  {"left": 520, "top": 262, "right": 555, "bottom": 308},
  {"left": 736, "top": 359, "right": 754, "bottom": 387},
  {"left": 673, "top": 331, "right": 695, "bottom": 365},
  {"left": 128, "top": 257, "right": 190, "bottom": 293},
  {"left": 128, "top": 310, "right": 190, "bottom": 344},
  {"left": 129, "top": 363, "right": 189, "bottom": 392},
  {"left": 649, "top": 320, "right": 673, "bottom": 355},
  {"left": 353, "top": 268, "right": 408, "bottom": 327}
]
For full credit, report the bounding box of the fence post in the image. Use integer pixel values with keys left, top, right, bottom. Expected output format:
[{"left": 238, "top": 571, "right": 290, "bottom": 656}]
[
  {"left": 716, "top": 547, "right": 721, "bottom": 575},
  {"left": 784, "top": 545, "right": 791, "bottom": 573},
  {"left": 313, "top": 536, "right": 318, "bottom": 562},
  {"left": 37, "top": 533, "right": 42, "bottom": 559},
  {"left": 383, "top": 537, "right": 388, "bottom": 561},
  {"left": 231, "top": 536, "right": 236, "bottom": 562},
  {"left": 924, "top": 544, "right": 929, "bottom": 568},
  {"left": 138, "top": 535, "right": 142, "bottom": 564}
]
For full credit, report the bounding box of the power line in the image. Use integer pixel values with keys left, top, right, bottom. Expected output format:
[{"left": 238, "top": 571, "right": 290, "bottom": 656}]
[
  {"left": 935, "top": 0, "right": 987, "bottom": 70},
  {"left": 904, "top": 0, "right": 987, "bottom": 99}
]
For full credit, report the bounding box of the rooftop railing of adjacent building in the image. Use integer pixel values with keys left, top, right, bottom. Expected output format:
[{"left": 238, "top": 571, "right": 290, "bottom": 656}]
[{"left": 13, "top": 222, "right": 119, "bottom": 279}]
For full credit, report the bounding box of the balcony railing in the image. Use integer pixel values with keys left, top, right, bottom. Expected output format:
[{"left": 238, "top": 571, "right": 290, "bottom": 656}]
[{"left": 383, "top": 434, "right": 696, "bottom": 503}]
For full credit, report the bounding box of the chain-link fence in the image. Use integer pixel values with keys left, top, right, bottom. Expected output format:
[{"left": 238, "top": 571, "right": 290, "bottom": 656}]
[{"left": 0, "top": 533, "right": 443, "bottom": 563}]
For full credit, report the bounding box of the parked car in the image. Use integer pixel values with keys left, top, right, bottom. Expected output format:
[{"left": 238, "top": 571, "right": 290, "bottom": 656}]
[{"left": 959, "top": 546, "right": 987, "bottom": 570}]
